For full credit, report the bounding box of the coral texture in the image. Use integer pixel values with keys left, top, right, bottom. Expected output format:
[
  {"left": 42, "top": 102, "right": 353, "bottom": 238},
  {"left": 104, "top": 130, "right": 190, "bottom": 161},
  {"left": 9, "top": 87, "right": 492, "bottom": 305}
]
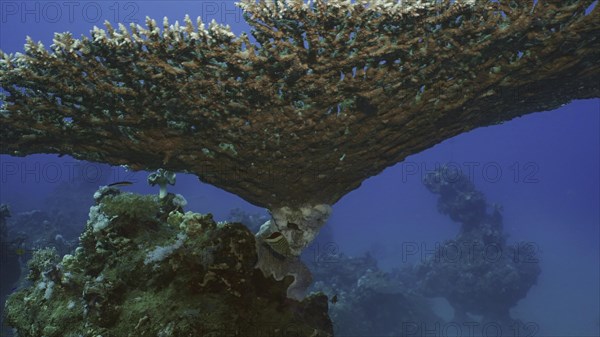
[
  {"left": 1, "top": 0, "right": 598, "bottom": 208},
  {"left": 4, "top": 190, "right": 333, "bottom": 336}
]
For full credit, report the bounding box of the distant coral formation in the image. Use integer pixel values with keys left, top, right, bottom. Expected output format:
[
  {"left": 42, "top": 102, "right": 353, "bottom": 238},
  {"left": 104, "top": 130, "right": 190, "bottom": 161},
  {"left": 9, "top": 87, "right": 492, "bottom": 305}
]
[
  {"left": 227, "top": 207, "right": 269, "bottom": 233},
  {"left": 417, "top": 166, "right": 540, "bottom": 329},
  {"left": 309, "top": 252, "right": 440, "bottom": 336},
  {"left": 4, "top": 190, "right": 333, "bottom": 336},
  {"left": 0, "top": 204, "right": 20, "bottom": 335},
  {"left": 1, "top": 0, "right": 598, "bottom": 210}
]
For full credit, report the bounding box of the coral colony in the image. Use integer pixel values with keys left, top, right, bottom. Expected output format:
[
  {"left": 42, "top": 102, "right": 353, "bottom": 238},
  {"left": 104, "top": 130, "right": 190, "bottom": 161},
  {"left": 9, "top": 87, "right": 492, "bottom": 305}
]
[
  {"left": 0, "top": 0, "right": 598, "bottom": 336},
  {"left": 1, "top": 0, "right": 597, "bottom": 209}
]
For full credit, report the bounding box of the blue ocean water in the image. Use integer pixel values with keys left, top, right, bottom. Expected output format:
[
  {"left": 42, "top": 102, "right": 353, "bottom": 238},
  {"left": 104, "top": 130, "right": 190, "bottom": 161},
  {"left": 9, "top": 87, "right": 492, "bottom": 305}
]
[{"left": 0, "top": 1, "right": 598, "bottom": 336}]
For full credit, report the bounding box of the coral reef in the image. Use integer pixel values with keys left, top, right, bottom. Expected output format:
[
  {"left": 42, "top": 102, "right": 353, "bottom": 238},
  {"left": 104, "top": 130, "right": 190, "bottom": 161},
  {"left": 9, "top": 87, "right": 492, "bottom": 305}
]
[
  {"left": 226, "top": 208, "right": 270, "bottom": 234},
  {"left": 1, "top": 0, "right": 597, "bottom": 332},
  {"left": 4, "top": 190, "right": 333, "bottom": 336},
  {"left": 147, "top": 169, "right": 177, "bottom": 199},
  {"left": 260, "top": 205, "right": 332, "bottom": 257},
  {"left": 1, "top": 204, "right": 21, "bottom": 335},
  {"left": 0, "top": 203, "right": 10, "bottom": 241},
  {"left": 422, "top": 165, "right": 491, "bottom": 231},
  {"left": 253, "top": 205, "right": 331, "bottom": 299},
  {"left": 43, "top": 164, "right": 113, "bottom": 234},
  {"left": 1, "top": 0, "right": 598, "bottom": 210},
  {"left": 5, "top": 209, "right": 78, "bottom": 258},
  {"left": 308, "top": 253, "right": 440, "bottom": 336},
  {"left": 416, "top": 166, "right": 541, "bottom": 329}
]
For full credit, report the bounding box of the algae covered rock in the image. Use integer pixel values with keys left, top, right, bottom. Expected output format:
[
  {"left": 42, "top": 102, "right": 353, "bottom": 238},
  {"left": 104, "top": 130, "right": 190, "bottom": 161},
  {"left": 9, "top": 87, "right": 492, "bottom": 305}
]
[{"left": 5, "top": 189, "right": 333, "bottom": 337}]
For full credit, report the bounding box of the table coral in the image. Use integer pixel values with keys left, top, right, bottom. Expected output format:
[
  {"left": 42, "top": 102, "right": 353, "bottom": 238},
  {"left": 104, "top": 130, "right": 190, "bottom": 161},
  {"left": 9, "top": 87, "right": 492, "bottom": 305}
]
[{"left": 1, "top": 0, "right": 597, "bottom": 211}]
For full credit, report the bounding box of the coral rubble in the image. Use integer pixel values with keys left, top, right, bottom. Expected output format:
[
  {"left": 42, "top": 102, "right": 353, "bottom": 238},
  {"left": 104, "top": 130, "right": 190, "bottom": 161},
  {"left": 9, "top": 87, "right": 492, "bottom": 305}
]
[
  {"left": 4, "top": 190, "right": 333, "bottom": 336},
  {"left": 1, "top": 0, "right": 598, "bottom": 210}
]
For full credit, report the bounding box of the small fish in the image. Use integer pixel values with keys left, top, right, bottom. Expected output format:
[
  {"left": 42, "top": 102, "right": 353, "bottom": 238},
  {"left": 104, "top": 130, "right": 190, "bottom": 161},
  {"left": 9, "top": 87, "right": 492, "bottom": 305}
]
[
  {"left": 108, "top": 181, "right": 134, "bottom": 188},
  {"left": 264, "top": 232, "right": 292, "bottom": 257},
  {"left": 330, "top": 294, "right": 338, "bottom": 305},
  {"left": 287, "top": 222, "right": 300, "bottom": 230},
  {"left": 14, "top": 248, "right": 26, "bottom": 256}
]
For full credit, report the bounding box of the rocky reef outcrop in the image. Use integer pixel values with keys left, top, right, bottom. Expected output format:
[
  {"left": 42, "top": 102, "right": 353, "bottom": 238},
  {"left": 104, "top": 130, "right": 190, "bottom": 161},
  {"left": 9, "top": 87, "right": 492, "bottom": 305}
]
[
  {"left": 4, "top": 188, "right": 332, "bottom": 336},
  {"left": 417, "top": 166, "right": 541, "bottom": 329}
]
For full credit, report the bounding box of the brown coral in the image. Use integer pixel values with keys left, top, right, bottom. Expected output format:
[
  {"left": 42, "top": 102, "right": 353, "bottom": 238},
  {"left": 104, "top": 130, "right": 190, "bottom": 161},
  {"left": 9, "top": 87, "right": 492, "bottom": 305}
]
[{"left": 1, "top": 0, "right": 598, "bottom": 209}]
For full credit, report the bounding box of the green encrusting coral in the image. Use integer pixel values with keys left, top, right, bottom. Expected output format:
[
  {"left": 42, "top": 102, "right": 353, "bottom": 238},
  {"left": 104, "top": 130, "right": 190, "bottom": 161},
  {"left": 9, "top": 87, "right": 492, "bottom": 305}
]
[
  {"left": 100, "top": 193, "right": 161, "bottom": 223},
  {"left": 5, "top": 189, "right": 332, "bottom": 336}
]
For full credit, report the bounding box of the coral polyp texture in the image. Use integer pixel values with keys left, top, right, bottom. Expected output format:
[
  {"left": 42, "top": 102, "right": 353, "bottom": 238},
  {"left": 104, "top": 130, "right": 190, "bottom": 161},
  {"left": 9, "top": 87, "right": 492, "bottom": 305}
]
[{"left": 1, "top": 0, "right": 599, "bottom": 208}]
